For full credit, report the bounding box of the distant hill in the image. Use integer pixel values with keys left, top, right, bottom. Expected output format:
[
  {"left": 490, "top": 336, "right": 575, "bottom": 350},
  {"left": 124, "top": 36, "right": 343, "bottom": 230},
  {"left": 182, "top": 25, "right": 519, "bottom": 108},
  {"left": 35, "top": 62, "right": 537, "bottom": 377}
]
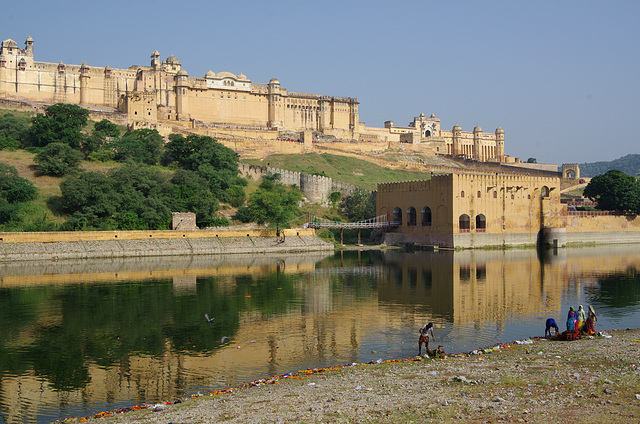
[{"left": 580, "top": 154, "right": 640, "bottom": 177}]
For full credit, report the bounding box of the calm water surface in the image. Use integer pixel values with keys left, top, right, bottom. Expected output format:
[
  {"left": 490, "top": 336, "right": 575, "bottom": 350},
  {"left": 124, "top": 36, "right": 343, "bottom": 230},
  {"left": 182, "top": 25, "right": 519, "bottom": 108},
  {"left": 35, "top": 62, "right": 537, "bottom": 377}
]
[{"left": 1, "top": 245, "right": 639, "bottom": 423}]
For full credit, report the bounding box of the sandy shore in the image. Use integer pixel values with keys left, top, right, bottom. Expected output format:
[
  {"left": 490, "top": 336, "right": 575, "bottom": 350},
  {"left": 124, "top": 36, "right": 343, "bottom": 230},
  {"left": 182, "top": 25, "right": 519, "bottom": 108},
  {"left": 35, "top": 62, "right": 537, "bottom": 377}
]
[{"left": 73, "top": 329, "right": 640, "bottom": 423}]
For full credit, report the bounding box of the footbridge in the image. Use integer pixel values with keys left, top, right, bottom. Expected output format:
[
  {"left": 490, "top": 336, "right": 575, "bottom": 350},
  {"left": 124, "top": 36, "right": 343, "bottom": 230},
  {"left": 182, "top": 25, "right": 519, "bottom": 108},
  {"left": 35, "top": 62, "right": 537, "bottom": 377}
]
[{"left": 306, "top": 214, "right": 399, "bottom": 245}]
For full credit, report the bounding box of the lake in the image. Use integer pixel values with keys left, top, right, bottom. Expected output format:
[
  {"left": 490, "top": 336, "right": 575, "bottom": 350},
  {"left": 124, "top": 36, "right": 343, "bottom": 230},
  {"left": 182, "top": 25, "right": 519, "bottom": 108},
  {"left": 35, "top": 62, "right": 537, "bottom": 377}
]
[{"left": 1, "top": 245, "right": 639, "bottom": 423}]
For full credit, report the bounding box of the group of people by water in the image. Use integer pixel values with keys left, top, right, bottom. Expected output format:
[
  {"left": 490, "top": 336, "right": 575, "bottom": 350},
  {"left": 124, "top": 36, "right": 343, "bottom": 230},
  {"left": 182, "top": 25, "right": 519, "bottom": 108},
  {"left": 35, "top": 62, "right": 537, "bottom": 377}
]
[
  {"left": 421, "top": 304, "right": 600, "bottom": 355},
  {"left": 566, "top": 305, "right": 598, "bottom": 334},
  {"left": 545, "top": 305, "right": 598, "bottom": 338}
]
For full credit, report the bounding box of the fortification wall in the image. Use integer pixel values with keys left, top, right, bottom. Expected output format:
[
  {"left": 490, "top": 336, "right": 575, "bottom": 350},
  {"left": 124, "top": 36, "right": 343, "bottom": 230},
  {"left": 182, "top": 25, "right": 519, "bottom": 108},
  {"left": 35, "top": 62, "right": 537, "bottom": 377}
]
[
  {"left": 0, "top": 228, "right": 332, "bottom": 262},
  {"left": 238, "top": 163, "right": 361, "bottom": 204},
  {"left": 300, "top": 173, "right": 333, "bottom": 203}
]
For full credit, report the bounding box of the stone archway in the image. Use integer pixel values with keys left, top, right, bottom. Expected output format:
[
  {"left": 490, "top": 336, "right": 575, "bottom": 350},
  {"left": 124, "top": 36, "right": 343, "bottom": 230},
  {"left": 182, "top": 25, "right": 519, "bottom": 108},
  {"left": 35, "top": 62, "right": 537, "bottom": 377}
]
[{"left": 562, "top": 163, "right": 580, "bottom": 180}]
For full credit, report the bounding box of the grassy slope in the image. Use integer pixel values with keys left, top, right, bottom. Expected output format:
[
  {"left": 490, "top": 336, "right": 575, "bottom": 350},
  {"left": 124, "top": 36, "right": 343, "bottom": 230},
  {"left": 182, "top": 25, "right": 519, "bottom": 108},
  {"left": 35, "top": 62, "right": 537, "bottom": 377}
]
[
  {"left": 0, "top": 150, "right": 119, "bottom": 223},
  {"left": 242, "top": 153, "right": 432, "bottom": 191}
]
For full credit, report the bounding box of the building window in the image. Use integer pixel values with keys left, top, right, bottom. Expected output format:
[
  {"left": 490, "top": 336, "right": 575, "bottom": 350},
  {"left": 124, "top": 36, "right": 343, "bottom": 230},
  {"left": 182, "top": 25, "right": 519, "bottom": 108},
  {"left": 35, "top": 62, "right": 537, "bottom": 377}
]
[
  {"left": 407, "top": 207, "right": 416, "bottom": 226},
  {"left": 392, "top": 207, "right": 402, "bottom": 225},
  {"left": 493, "top": 191, "right": 497, "bottom": 198},
  {"left": 477, "top": 191, "right": 481, "bottom": 198},
  {"left": 421, "top": 206, "right": 432, "bottom": 227},
  {"left": 461, "top": 190, "right": 465, "bottom": 198},
  {"left": 541, "top": 186, "right": 550, "bottom": 198},
  {"left": 476, "top": 214, "right": 486, "bottom": 232},
  {"left": 459, "top": 214, "right": 470, "bottom": 232}
]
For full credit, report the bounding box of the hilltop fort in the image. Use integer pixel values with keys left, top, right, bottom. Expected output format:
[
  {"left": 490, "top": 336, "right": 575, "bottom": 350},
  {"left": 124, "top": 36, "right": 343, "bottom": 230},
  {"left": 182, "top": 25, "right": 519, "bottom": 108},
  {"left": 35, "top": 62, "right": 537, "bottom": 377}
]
[{"left": 1, "top": 35, "right": 515, "bottom": 164}]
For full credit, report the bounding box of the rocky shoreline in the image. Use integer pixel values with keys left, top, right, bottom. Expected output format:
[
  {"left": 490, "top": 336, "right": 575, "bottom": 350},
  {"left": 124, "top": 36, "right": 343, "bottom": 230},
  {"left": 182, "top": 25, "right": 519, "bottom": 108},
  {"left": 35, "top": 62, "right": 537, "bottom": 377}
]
[{"left": 71, "top": 328, "right": 640, "bottom": 423}]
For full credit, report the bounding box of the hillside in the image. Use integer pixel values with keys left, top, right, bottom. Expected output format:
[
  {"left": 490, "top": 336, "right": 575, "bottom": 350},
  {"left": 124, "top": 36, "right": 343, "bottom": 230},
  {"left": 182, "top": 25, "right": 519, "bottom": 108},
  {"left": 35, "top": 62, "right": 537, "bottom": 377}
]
[
  {"left": 242, "top": 153, "right": 435, "bottom": 191},
  {"left": 580, "top": 154, "right": 640, "bottom": 177},
  {"left": 0, "top": 150, "right": 119, "bottom": 224}
]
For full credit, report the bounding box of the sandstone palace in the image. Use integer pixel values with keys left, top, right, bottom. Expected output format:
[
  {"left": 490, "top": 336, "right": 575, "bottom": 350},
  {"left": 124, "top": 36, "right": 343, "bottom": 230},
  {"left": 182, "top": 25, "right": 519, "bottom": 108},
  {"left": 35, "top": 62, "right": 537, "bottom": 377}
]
[{"left": 0, "top": 36, "right": 509, "bottom": 162}]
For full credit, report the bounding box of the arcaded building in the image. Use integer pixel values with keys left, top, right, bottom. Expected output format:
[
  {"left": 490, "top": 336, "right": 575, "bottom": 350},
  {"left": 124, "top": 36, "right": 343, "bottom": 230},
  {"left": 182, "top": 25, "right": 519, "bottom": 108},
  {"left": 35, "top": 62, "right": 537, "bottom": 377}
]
[
  {"left": 377, "top": 173, "right": 565, "bottom": 248},
  {"left": 0, "top": 36, "right": 508, "bottom": 161}
]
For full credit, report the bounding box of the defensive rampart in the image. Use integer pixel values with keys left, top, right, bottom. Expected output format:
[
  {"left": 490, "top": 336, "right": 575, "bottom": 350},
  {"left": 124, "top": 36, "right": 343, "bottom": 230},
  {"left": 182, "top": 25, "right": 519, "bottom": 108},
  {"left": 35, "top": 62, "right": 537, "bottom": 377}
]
[
  {"left": 0, "top": 228, "right": 333, "bottom": 262},
  {"left": 238, "top": 163, "right": 362, "bottom": 204}
]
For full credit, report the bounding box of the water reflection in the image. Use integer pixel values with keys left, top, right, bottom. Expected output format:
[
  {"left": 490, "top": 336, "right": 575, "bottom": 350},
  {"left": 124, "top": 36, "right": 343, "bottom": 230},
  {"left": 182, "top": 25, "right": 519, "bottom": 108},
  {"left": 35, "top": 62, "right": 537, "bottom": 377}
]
[{"left": 1, "top": 246, "right": 640, "bottom": 423}]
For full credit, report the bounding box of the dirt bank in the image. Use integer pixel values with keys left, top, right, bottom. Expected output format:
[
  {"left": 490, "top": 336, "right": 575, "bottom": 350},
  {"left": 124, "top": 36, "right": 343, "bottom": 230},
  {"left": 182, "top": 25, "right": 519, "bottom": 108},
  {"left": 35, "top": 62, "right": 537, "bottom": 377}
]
[{"left": 73, "top": 328, "right": 640, "bottom": 423}]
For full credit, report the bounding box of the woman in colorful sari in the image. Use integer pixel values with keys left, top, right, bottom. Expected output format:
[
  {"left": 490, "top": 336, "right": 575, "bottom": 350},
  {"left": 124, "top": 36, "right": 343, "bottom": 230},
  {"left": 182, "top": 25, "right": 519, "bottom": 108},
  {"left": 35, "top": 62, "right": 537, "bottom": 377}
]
[
  {"left": 566, "top": 307, "right": 577, "bottom": 331},
  {"left": 585, "top": 305, "right": 597, "bottom": 335},
  {"left": 576, "top": 305, "right": 586, "bottom": 332}
]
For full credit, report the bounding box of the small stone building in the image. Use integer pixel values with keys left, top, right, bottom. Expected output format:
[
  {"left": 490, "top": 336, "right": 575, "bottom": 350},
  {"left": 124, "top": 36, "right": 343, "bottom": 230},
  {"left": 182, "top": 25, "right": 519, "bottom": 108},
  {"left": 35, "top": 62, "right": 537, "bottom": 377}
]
[{"left": 171, "top": 212, "right": 199, "bottom": 231}]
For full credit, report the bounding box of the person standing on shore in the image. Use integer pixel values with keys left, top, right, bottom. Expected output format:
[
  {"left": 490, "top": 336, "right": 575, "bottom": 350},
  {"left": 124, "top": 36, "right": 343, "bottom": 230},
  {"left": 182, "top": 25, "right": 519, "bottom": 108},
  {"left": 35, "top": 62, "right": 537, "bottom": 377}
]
[
  {"left": 566, "top": 307, "right": 577, "bottom": 331},
  {"left": 576, "top": 305, "right": 586, "bottom": 332},
  {"left": 418, "top": 322, "right": 435, "bottom": 356},
  {"left": 585, "top": 305, "right": 598, "bottom": 335}
]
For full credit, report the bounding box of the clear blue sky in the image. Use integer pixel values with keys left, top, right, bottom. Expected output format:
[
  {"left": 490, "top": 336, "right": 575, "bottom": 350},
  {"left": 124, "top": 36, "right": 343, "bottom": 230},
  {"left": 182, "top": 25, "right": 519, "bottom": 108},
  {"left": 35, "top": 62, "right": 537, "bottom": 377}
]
[{"left": 3, "top": 1, "right": 638, "bottom": 164}]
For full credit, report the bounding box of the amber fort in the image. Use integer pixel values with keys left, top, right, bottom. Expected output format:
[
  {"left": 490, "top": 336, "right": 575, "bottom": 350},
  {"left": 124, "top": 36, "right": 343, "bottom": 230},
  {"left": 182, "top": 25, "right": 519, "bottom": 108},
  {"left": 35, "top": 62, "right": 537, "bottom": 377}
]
[{"left": 1, "top": 35, "right": 512, "bottom": 162}]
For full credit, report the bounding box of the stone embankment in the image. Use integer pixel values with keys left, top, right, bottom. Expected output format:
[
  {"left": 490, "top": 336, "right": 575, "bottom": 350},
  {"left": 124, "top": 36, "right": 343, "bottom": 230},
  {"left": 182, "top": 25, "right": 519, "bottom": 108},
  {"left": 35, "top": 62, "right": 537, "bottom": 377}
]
[{"left": 0, "top": 228, "right": 332, "bottom": 262}]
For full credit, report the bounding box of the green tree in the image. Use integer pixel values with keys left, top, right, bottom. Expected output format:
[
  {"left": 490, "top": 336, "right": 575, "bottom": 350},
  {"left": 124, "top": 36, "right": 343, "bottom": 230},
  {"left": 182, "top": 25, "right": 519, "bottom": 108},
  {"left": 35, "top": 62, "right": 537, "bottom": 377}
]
[
  {"left": 329, "top": 191, "right": 342, "bottom": 209},
  {"left": 163, "top": 133, "right": 193, "bottom": 166},
  {"left": 107, "top": 163, "right": 172, "bottom": 229},
  {"left": 60, "top": 164, "right": 176, "bottom": 230},
  {"left": 226, "top": 185, "right": 246, "bottom": 207},
  {"left": 112, "top": 129, "right": 164, "bottom": 165},
  {"left": 236, "top": 174, "right": 302, "bottom": 228},
  {"left": 583, "top": 169, "right": 640, "bottom": 213},
  {"left": 164, "top": 134, "right": 244, "bottom": 202},
  {"left": 29, "top": 103, "right": 89, "bottom": 148},
  {"left": 0, "top": 163, "right": 37, "bottom": 204},
  {"left": 93, "top": 119, "right": 120, "bottom": 138},
  {"left": 34, "top": 142, "right": 85, "bottom": 176},
  {"left": 0, "top": 113, "right": 30, "bottom": 149},
  {"left": 167, "top": 169, "right": 219, "bottom": 228},
  {"left": 341, "top": 189, "right": 376, "bottom": 221},
  {"left": 0, "top": 163, "right": 37, "bottom": 225},
  {"left": 82, "top": 119, "right": 120, "bottom": 157},
  {"left": 60, "top": 171, "right": 119, "bottom": 228}
]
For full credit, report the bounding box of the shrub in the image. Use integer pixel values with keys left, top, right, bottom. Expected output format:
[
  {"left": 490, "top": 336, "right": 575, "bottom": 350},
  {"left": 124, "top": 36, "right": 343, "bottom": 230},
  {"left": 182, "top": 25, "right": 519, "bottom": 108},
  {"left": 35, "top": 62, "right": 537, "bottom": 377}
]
[{"left": 34, "top": 142, "right": 84, "bottom": 176}]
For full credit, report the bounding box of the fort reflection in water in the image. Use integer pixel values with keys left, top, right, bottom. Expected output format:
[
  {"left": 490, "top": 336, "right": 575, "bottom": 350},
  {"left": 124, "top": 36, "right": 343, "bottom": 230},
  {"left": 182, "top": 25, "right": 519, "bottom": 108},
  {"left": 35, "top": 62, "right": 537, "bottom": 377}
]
[{"left": 1, "top": 246, "right": 639, "bottom": 424}]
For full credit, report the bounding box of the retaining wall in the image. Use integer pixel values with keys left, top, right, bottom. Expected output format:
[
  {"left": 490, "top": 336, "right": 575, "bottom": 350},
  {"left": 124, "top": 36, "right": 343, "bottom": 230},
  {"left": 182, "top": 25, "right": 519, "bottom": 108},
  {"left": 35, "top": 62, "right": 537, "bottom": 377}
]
[{"left": 0, "top": 229, "right": 333, "bottom": 262}]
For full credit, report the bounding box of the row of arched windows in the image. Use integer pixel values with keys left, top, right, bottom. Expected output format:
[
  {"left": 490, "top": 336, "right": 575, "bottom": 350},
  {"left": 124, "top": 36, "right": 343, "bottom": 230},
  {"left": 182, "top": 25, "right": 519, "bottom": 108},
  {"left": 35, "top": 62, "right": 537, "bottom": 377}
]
[
  {"left": 391, "top": 206, "right": 486, "bottom": 232},
  {"left": 459, "top": 214, "right": 486, "bottom": 232},
  {"left": 392, "top": 206, "right": 432, "bottom": 227}
]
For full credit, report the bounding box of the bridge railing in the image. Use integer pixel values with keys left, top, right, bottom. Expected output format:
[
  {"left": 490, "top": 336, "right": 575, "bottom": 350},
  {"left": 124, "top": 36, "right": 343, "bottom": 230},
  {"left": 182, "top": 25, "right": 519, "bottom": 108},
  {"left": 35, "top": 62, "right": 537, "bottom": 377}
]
[{"left": 307, "top": 215, "right": 400, "bottom": 230}]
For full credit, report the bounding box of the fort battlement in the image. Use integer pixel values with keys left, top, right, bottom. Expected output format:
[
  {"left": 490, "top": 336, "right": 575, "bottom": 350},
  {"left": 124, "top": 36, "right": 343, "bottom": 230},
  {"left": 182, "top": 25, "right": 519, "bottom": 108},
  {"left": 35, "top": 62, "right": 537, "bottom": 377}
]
[
  {"left": 238, "top": 163, "right": 361, "bottom": 204},
  {"left": 377, "top": 170, "right": 562, "bottom": 192}
]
